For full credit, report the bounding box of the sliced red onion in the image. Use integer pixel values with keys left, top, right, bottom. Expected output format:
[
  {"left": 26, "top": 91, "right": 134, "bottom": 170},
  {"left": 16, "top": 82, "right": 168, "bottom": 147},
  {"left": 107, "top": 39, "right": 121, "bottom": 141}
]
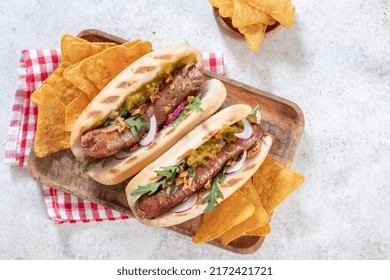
[
  {"left": 165, "top": 101, "right": 186, "bottom": 125},
  {"left": 139, "top": 114, "right": 157, "bottom": 146},
  {"left": 234, "top": 118, "right": 253, "bottom": 139},
  {"left": 226, "top": 150, "right": 247, "bottom": 174},
  {"left": 173, "top": 193, "right": 199, "bottom": 214}
]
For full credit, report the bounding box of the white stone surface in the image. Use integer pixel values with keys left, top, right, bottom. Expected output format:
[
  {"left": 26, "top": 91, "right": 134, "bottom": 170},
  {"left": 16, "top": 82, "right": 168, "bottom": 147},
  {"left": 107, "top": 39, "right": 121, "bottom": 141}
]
[{"left": 1, "top": 0, "right": 389, "bottom": 259}]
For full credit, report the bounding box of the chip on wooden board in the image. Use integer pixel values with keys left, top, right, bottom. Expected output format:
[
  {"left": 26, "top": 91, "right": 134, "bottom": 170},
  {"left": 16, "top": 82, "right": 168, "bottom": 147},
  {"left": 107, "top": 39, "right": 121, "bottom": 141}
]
[
  {"left": 252, "top": 157, "right": 305, "bottom": 214},
  {"left": 192, "top": 191, "right": 255, "bottom": 244},
  {"left": 220, "top": 180, "right": 269, "bottom": 245},
  {"left": 34, "top": 84, "right": 70, "bottom": 157},
  {"left": 65, "top": 92, "right": 91, "bottom": 132},
  {"left": 246, "top": 223, "right": 271, "bottom": 236},
  {"left": 192, "top": 157, "right": 304, "bottom": 244},
  {"left": 63, "top": 40, "right": 152, "bottom": 100},
  {"left": 67, "top": 42, "right": 117, "bottom": 64},
  {"left": 60, "top": 34, "right": 88, "bottom": 63}
]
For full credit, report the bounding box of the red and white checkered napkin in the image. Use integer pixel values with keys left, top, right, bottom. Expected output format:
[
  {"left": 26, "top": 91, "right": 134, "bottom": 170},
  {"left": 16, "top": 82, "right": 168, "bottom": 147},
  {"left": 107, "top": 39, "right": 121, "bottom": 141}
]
[{"left": 4, "top": 49, "right": 224, "bottom": 224}]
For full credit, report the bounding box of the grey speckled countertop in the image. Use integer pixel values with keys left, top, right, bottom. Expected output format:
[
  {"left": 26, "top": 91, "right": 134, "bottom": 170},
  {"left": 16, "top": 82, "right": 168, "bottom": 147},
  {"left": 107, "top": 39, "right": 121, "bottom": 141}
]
[{"left": 1, "top": 0, "right": 389, "bottom": 259}]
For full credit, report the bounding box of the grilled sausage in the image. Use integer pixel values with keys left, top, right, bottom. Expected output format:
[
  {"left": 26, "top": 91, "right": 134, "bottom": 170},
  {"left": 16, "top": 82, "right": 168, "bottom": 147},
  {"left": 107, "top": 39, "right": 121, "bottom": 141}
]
[
  {"left": 134, "top": 123, "right": 262, "bottom": 219},
  {"left": 80, "top": 64, "right": 204, "bottom": 158}
]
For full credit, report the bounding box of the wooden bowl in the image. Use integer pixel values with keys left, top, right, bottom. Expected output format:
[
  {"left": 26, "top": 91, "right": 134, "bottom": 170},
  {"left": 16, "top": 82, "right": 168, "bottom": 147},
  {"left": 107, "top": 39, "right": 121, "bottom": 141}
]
[{"left": 212, "top": 7, "right": 281, "bottom": 40}]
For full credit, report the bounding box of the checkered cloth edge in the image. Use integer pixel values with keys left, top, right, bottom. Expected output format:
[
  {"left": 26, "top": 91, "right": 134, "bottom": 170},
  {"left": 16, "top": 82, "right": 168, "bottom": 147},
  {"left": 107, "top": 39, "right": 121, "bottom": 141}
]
[
  {"left": 5, "top": 49, "right": 224, "bottom": 224},
  {"left": 42, "top": 186, "right": 130, "bottom": 224},
  {"left": 4, "top": 49, "right": 61, "bottom": 167}
]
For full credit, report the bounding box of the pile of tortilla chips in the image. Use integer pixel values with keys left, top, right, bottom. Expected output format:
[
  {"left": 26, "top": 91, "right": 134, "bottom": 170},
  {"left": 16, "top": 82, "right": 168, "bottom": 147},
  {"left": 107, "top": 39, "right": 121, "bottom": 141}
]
[
  {"left": 209, "top": 0, "right": 295, "bottom": 51},
  {"left": 32, "top": 34, "right": 152, "bottom": 157},
  {"left": 192, "top": 157, "right": 304, "bottom": 245}
]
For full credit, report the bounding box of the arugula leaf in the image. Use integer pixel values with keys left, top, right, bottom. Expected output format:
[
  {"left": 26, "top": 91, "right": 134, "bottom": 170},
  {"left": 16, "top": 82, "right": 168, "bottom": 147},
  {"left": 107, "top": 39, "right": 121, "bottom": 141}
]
[
  {"left": 124, "top": 115, "right": 150, "bottom": 139},
  {"left": 118, "top": 108, "right": 127, "bottom": 117},
  {"left": 171, "top": 93, "right": 203, "bottom": 127},
  {"left": 103, "top": 118, "right": 117, "bottom": 127},
  {"left": 188, "top": 94, "right": 204, "bottom": 113},
  {"left": 130, "top": 160, "right": 186, "bottom": 196},
  {"left": 247, "top": 105, "right": 259, "bottom": 123},
  {"left": 250, "top": 105, "right": 259, "bottom": 116},
  {"left": 202, "top": 166, "right": 226, "bottom": 213},
  {"left": 172, "top": 109, "right": 186, "bottom": 127},
  {"left": 102, "top": 108, "right": 128, "bottom": 127},
  {"left": 155, "top": 170, "right": 173, "bottom": 177},
  {"left": 131, "top": 179, "right": 166, "bottom": 196},
  {"left": 82, "top": 158, "right": 100, "bottom": 173}
]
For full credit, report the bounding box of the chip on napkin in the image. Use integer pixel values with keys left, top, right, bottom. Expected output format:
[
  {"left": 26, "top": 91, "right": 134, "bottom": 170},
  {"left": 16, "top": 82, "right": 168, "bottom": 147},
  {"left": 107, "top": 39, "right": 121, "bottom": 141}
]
[
  {"left": 31, "top": 35, "right": 115, "bottom": 105},
  {"left": 34, "top": 84, "right": 70, "bottom": 157},
  {"left": 63, "top": 40, "right": 152, "bottom": 100}
]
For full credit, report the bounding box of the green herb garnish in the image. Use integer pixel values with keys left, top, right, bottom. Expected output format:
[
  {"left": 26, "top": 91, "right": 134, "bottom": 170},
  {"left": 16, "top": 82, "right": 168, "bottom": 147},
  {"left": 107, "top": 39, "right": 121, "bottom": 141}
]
[
  {"left": 124, "top": 115, "right": 150, "bottom": 140},
  {"left": 102, "top": 108, "right": 128, "bottom": 127},
  {"left": 188, "top": 94, "right": 203, "bottom": 113},
  {"left": 250, "top": 105, "right": 259, "bottom": 116},
  {"left": 247, "top": 105, "right": 259, "bottom": 123},
  {"left": 118, "top": 108, "right": 127, "bottom": 117},
  {"left": 103, "top": 118, "right": 117, "bottom": 127},
  {"left": 202, "top": 166, "right": 226, "bottom": 213},
  {"left": 130, "top": 160, "right": 186, "bottom": 196},
  {"left": 172, "top": 93, "right": 204, "bottom": 127},
  {"left": 82, "top": 158, "right": 100, "bottom": 173}
]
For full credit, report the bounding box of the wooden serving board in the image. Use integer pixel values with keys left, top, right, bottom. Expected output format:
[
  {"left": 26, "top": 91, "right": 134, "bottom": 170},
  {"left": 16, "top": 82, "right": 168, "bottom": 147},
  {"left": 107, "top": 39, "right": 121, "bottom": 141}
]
[{"left": 28, "top": 29, "right": 304, "bottom": 254}]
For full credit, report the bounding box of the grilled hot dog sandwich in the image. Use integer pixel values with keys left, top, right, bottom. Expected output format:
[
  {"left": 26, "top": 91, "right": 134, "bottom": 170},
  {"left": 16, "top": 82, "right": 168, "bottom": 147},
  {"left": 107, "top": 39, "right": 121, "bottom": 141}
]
[
  {"left": 126, "top": 104, "right": 273, "bottom": 227},
  {"left": 70, "top": 44, "right": 227, "bottom": 185}
]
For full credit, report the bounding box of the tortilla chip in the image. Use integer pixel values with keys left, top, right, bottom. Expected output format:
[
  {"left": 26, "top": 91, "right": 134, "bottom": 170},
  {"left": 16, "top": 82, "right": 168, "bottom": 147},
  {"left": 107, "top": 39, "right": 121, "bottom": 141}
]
[
  {"left": 220, "top": 180, "right": 269, "bottom": 245},
  {"left": 31, "top": 86, "right": 43, "bottom": 105},
  {"left": 238, "top": 22, "right": 267, "bottom": 52},
  {"left": 219, "top": 0, "right": 234, "bottom": 18},
  {"left": 65, "top": 92, "right": 90, "bottom": 132},
  {"left": 60, "top": 34, "right": 88, "bottom": 63},
  {"left": 209, "top": 0, "right": 234, "bottom": 18},
  {"left": 67, "top": 42, "right": 117, "bottom": 64},
  {"left": 246, "top": 223, "right": 272, "bottom": 236},
  {"left": 233, "top": 0, "right": 276, "bottom": 27},
  {"left": 64, "top": 64, "right": 101, "bottom": 98},
  {"left": 63, "top": 40, "right": 152, "bottom": 100},
  {"left": 49, "top": 63, "right": 87, "bottom": 105},
  {"left": 31, "top": 63, "right": 84, "bottom": 106},
  {"left": 192, "top": 191, "right": 255, "bottom": 244},
  {"left": 34, "top": 84, "right": 70, "bottom": 157},
  {"left": 252, "top": 157, "right": 305, "bottom": 214},
  {"left": 243, "top": 0, "right": 295, "bottom": 28},
  {"left": 32, "top": 37, "right": 113, "bottom": 105}
]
